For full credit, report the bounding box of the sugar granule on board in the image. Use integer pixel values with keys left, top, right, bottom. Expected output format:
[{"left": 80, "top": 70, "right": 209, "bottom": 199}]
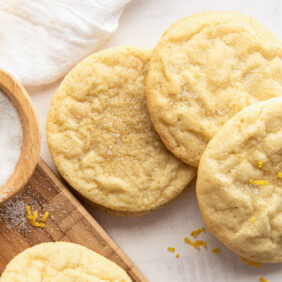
[
  {"left": 0, "top": 185, "right": 49, "bottom": 240},
  {"left": 0, "top": 90, "right": 22, "bottom": 188},
  {"left": 0, "top": 194, "right": 30, "bottom": 234}
]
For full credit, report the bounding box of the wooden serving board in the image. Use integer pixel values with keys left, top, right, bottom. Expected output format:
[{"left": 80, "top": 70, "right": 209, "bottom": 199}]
[{"left": 0, "top": 158, "right": 147, "bottom": 282}]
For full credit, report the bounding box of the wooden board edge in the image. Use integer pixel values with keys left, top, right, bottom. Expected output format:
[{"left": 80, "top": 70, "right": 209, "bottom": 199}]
[{"left": 37, "top": 158, "right": 148, "bottom": 282}]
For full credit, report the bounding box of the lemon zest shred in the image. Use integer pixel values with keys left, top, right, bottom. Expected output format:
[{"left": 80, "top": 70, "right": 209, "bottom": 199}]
[
  {"left": 259, "top": 277, "right": 269, "bottom": 282},
  {"left": 26, "top": 206, "right": 49, "bottom": 228},
  {"left": 32, "top": 210, "right": 38, "bottom": 221},
  {"left": 184, "top": 237, "right": 207, "bottom": 249},
  {"left": 196, "top": 240, "right": 207, "bottom": 247},
  {"left": 257, "top": 161, "right": 263, "bottom": 168},
  {"left": 240, "top": 256, "right": 261, "bottom": 268},
  {"left": 41, "top": 211, "right": 49, "bottom": 223},
  {"left": 278, "top": 172, "right": 282, "bottom": 179},
  {"left": 249, "top": 179, "right": 269, "bottom": 185},
  {"left": 191, "top": 229, "right": 202, "bottom": 238},
  {"left": 31, "top": 221, "right": 45, "bottom": 228},
  {"left": 176, "top": 254, "right": 180, "bottom": 258},
  {"left": 26, "top": 206, "right": 31, "bottom": 216},
  {"left": 212, "top": 247, "right": 220, "bottom": 254},
  {"left": 191, "top": 227, "right": 206, "bottom": 238},
  {"left": 185, "top": 237, "right": 199, "bottom": 249},
  {"left": 252, "top": 217, "right": 256, "bottom": 223},
  {"left": 167, "top": 247, "right": 175, "bottom": 253}
]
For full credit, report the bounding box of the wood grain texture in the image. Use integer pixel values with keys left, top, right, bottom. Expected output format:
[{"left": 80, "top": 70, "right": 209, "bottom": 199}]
[
  {"left": 0, "top": 69, "right": 40, "bottom": 204},
  {"left": 0, "top": 158, "right": 147, "bottom": 282}
]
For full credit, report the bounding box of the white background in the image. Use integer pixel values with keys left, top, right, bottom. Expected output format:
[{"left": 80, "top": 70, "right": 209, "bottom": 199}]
[{"left": 28, "top": 0, "right": 282, "bottom": 281}]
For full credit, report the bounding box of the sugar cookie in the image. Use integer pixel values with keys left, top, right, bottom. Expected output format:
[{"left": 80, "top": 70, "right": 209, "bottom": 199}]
[
  {"left": 0, "top": 242, "right": 131, "bottom": 281},
  {"left": 47, "top": 46, "right": 195, "bottom": 213},
  {"left": 197, "top": 97, "right": 282, "bottom": 262},
  {"left": 146, "top": 12, "right": 282, "bottom": 166}
]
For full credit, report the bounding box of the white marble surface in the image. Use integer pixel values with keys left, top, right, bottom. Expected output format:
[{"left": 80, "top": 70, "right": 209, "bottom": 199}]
[{"left": 28, "top": 0, "right": 282, "bottom": 281}]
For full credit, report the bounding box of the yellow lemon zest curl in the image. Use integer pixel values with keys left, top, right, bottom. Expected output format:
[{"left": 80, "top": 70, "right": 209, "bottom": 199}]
[
  {"left": 184, "top": 237, "right": 207, "bottom": 249},
  {"left": 26, "top": 206, "right": 49, "bottom": 228},
  {"left": 240, "top": 256, "right": 261, "bottom": 268},
  {"left": 212, "top": 247, "right": 220, "bottom": 254},
  {"left": 257, "top": 161, "right": 263, "bottom": 168},
  {"left": 191, "top": 227, "right": 206, "bottom": 238},
  {"left": 167, "top": 247, "right": 175, "bottom": 253},
  {"left": 249, "top": 179, "right": 269, "bottom": 186}
]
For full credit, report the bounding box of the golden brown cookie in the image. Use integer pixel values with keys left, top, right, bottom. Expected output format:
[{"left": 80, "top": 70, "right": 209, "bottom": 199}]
[
  {"left": 146, "top": 12, "right": 282, "bottom": 166},
  {"left": 47, "top": 46, "right": 196, "bottom": 213},
  {"left": 0, "top": 242, "right": 132, "bottom": 281},
  {"left": 197, "top": 97, "right": 282, "bottom": 262}
]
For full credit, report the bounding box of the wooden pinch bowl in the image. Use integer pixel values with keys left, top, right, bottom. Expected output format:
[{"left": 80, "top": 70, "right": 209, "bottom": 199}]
[{"left": 0, "top": 70, "right": 40, "bottom": 205}]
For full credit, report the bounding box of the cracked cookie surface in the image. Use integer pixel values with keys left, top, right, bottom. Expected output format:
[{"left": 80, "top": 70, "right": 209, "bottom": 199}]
[
  {"left": 196, "top": 97, "right": 282, "bottom": 262},
  {"left": 0, "top": 242, "right": 132, "bottom": 281},
  {"left": 146, "top": 12, "right": 282, "bottom": 167},
  {"left": 47, "top": 46, "right": 195, "bottom": 213}
]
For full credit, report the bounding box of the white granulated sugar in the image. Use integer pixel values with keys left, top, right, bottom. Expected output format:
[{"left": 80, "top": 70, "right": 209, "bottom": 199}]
[{"left": 0, "top": 90, "right": 22, "bottom": 188}]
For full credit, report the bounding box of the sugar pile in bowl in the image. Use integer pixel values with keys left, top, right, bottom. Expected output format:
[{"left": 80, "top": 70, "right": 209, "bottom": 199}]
[{"left": 0, "top": 90, "right": 22, "bottom": 188}]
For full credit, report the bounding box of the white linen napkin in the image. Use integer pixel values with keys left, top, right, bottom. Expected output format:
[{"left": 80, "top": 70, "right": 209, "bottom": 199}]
[{"left": 0, "top": 0, "right": 130, "bottom": 86}]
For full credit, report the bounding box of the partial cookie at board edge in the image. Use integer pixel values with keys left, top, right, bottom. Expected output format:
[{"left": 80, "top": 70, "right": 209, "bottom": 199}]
[
  {"left": 0, "top": 242, "right": 132, "bottom": 281},
  {"left": 146, "top": 11, "right": 282, "bottom": 167},
  {"left": 196, "top": 97, "right": 282, "bottom": 262},
  {"left": 47, "top": 45, "right": 196, "bottom": 213}
]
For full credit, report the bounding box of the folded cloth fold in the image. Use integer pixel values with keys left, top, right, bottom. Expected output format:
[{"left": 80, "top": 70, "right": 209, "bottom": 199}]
[{"left": 0, "top": 0, "right": 130, "bottom": 86}]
